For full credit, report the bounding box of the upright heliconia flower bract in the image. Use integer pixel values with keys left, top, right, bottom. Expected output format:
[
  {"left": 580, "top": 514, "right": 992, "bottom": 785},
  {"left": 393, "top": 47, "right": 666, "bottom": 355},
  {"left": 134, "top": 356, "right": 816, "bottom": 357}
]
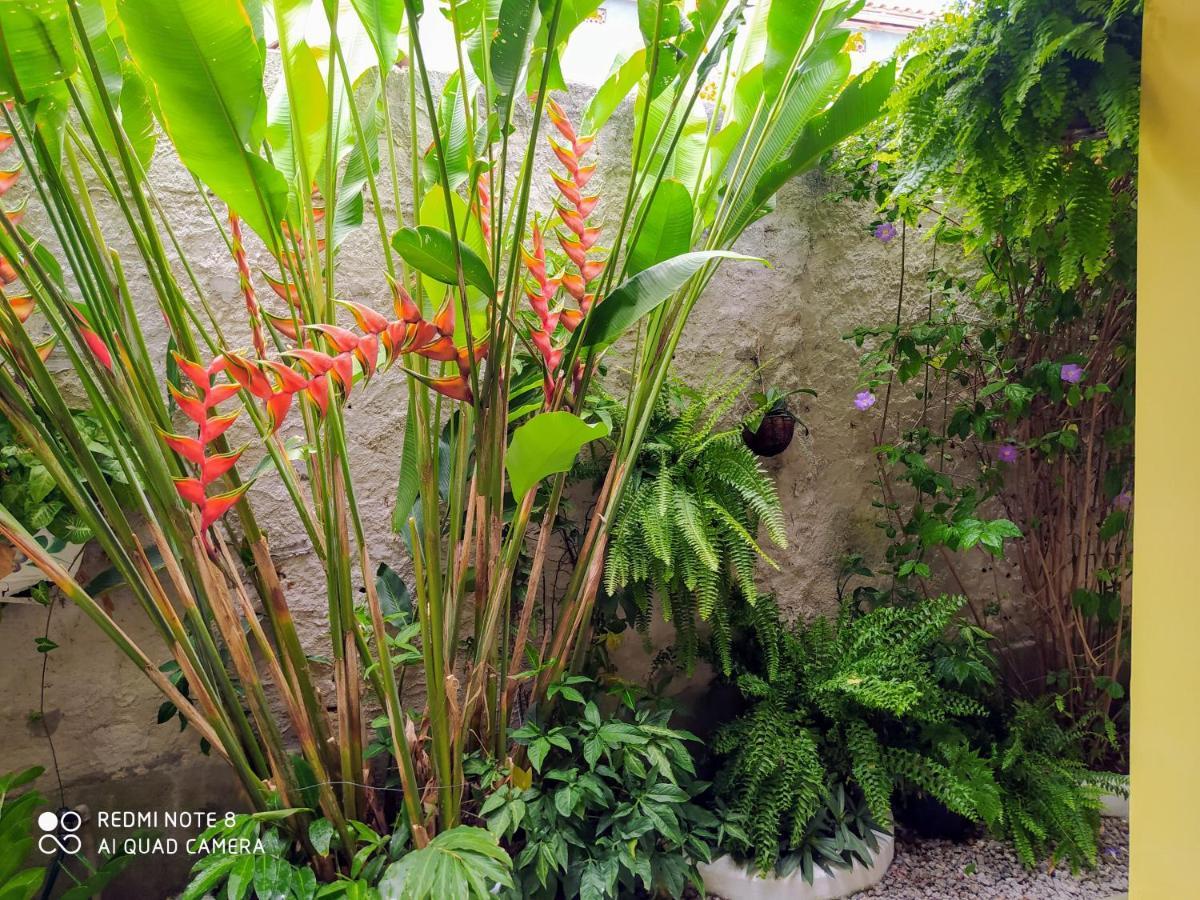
[
  {"left": 521, "top": 98, "right": 606, "bottom": 402},
  {"left": 229, "top": 211, "right": 268, "bottom": 359}
]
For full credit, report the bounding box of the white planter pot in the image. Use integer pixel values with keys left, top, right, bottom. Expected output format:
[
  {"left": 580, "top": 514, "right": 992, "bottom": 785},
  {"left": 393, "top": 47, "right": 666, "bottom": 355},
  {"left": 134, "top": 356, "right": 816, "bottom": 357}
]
[
  {"left": 699, "top": 832, "right": 894, "bottom": 900},
  {"left": 1100, "top": 793, "right": 1129, "bottom": 820},
  {"left": 0, "top": 530, "right": 85, "bottom": 601}
]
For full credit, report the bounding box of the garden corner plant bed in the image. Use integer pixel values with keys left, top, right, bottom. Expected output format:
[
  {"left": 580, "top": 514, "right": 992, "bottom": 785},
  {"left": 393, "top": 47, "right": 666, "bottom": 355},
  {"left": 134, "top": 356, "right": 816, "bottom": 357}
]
[{"left": 0, "top": 0, "right": 1138, "bottom": 896}]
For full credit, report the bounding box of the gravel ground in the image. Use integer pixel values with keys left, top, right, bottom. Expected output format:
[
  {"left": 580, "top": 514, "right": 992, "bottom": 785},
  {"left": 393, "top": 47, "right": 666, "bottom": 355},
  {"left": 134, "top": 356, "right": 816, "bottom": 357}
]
[{"left": 851, "top": 819, "right": 1129, "bottom": 899}]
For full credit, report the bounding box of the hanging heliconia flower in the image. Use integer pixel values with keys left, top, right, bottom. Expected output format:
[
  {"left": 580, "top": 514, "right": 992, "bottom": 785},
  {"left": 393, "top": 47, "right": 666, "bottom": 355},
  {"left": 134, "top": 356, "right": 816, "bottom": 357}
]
[
  {"left": 0, "top": 155, "right": 110, "bottom": 371},
  {"left": 521, "top": 98, "right": 605, "bottom": 402},
  {"left": 229, "top": 211, "right": 268, "bottom": 359},
  {"left": 160, "top": 354, "right": 251, "bottom": 538}
]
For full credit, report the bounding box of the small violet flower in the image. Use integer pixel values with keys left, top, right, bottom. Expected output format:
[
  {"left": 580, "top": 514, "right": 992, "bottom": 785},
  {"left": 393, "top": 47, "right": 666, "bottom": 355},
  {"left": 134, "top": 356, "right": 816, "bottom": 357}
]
[
  {"left": 868, "top": 161, "right": 879, "bottom": 174},
  {"left": 996, "top": 444, "right": 1019, "bottom": 463},
  {"left": 874, "top": 222, "right": 897, "bottom": 243},
  {"left": 1060, "top": 363, "right": 1085, "bottom": 384},
  {"left": 854, "top": 390, "right": 877, "bottom": 411}
]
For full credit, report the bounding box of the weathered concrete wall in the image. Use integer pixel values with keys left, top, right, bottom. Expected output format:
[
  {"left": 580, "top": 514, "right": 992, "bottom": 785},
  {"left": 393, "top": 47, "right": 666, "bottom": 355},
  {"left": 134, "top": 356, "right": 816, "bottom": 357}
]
[{"left": 0, "top": 71, "right": 989, "bottom": 891}]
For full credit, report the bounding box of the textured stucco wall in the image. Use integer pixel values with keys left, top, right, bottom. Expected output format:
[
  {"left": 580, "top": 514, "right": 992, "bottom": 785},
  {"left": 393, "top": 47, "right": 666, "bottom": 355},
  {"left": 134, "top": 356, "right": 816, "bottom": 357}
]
[{"left": 0, "top": 70, "right": 973, "bottom": 889}]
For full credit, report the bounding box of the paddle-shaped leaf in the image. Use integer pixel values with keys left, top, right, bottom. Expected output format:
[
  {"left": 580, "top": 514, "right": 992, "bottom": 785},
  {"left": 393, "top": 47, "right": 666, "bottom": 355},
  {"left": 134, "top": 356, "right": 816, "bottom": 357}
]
[
  {"left": 582, "top": 250, "right": 764, "bottom": 349},
  {"left": 626, "top": 178, "right": 694, "bottom": 275},
  {"left": 0, "top": 0, "right": 77, "bottom": 102},
  {"left": 506, "top": 412, "right": 609, "bottom": 500},
  {"left": 489, "top": 0, "right": 538, "bottom": 112},
  {"left": 351, "top": 0, "right": 405, "bottom": 70},
  {"left": 118, "top": 0, "right": 286, "bottom": 241},
  {"left": 392, "top": 225, "right": 495, "bottom": 297}
]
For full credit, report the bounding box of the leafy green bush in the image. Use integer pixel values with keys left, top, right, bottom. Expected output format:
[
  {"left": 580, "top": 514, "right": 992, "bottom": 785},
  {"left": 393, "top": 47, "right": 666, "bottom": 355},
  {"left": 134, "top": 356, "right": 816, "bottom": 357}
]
[
  {"left": 484, "top": 680, "right": 717, "bottom": 899},
  {"left": 182, "top": 811, "right": 511, "bottom": 900},
  {"left": 0, "top": 411, "right": 124, "bottom": 545},
  {"left": 831, "top": 0, "right": 1140, "bottom": 755},
  {"left": 602, "top": 375, "right": 786, "bottom": 673},
  {"left": 713, "top": 595, "right": 986, "bottom": 872},
  {"left": 712, "top": 595, "right": 1127, "bottom": 874}
]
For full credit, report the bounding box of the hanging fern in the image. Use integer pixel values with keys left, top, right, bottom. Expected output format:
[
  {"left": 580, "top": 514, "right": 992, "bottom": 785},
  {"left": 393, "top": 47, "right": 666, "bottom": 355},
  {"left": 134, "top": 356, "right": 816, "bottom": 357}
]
[{"left": 604, "top": 375, "right": 786, "bottom": 673}]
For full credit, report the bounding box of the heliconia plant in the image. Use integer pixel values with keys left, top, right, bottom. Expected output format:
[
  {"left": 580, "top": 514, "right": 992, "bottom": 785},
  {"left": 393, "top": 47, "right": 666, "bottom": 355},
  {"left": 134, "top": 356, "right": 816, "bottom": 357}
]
[{"left": 0, "top": 0, "right": 891, "bottom": 879}]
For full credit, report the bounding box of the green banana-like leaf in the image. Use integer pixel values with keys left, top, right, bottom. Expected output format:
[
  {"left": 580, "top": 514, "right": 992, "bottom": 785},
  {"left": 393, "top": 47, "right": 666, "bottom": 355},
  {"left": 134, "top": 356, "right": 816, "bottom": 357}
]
[
  {"left": 749, "top": 58, "right": 896, "bottom": 221},
  {"left": 506, "top": 412, "right": 609, "bottom": 500},
  {"left": 762, "top": 0, "right": 822, "bottom": 104},
  {"left": 626, "top": 178, "right": 694, "bottom": 276},
  {"left": 350, "top": 0, "right": 404, "bottom": 70},
  {"left": 581, "top": 49, "right": 645, "bottom": 136},
  {"left": 392, "top": 225, "right": 495, "bottom": 297},
  {"left": 582, "top": 250, "right": 764, "bottom": 349},
  {"left": 489, "top": 0, "right": 538, "bottom": 112},
  {"left": 117, "top": 0, "right": 286, "bottom": 241},
  {"left": 0, "top": 0, "right": 76, "bottom": 103}
]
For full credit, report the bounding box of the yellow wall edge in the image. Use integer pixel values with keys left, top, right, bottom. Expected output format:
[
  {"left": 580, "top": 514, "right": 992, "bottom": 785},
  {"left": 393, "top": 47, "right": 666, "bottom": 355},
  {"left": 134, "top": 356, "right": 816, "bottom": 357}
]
[{"left": 1131, "top": 0, "right": 1200, "bottom": 895}]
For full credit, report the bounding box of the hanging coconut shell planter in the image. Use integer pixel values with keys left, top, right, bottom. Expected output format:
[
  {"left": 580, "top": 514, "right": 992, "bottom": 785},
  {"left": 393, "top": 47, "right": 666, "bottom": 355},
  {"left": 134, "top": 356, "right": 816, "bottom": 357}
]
[{"left": 741, "top": 387, "right": 815, "bottom": 457}]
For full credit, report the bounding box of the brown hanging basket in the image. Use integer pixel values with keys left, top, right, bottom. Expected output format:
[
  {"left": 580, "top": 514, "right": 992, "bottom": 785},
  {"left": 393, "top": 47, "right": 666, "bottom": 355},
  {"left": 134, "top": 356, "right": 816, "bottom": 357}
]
[{"left": 742, "top": 409, "right": 796, "bottom": 457}]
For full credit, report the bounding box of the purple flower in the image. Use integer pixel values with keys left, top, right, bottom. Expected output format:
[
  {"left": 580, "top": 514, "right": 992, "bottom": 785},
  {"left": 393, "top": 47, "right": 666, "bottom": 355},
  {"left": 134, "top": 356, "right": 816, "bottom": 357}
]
[
  {"left": 874, "top": 222, "right": 897, "bottom": 243},
  {"left": 996, "top": 444, "right": 1019, "bottom": 463},
  {"left": 868, "top": 161, "right": 879, "bottom": 174},
  {"left": 1060, "top": 363, "right": 1085, "bottom": 384},
  {"left": 854, "top": 390, "right": 877, "bottom": 411},
  {"left": 1114, "top": 490, "right": 1132, "bottom": 510}
]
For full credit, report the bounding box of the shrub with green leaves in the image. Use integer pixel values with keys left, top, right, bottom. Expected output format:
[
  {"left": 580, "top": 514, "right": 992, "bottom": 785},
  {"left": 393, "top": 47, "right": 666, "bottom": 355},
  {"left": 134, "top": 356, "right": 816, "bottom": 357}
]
[
  {"left": 0, "top": 411, "right": 123, "bottom": 545},
  {"left": 990, "top": 698, "right": 1126, "bottom": 871},
  {"left": 602, "top": 375, "right": 786, "bottom": 674},
  {"left": 830, "top": 0, "right": 1139, "bottom": 755},
  {"left": 183, "top": 810, "right": 511, "bottom": 900},
  {"left": 713, "top": 595, "right": 991, "bottom": 873},
  {"left": 484, "top": 680, "right": 717, "bottom": 899}
]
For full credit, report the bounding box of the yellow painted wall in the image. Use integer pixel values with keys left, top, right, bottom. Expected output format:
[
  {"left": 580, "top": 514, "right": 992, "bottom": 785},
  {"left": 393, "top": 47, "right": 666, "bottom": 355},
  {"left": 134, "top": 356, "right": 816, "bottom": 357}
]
[{"left": 1131, "top": 0, "right": 1200, "bottom": 895}]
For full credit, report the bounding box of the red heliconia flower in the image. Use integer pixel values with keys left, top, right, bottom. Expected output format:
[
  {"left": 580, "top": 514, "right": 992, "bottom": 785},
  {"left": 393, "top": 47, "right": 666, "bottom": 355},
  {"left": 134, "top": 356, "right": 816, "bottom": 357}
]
[
  {"left": 3, "top": 196, "right": 26, "bottom": 227},
  {"left": 229, "top": 212, "right": 267, "bottom": 358},
  {"left": 160, "top": 353, "right": 251, "bottom": 537},
  {"left": 429, "top": 374, "right": 472, "bottom": 403},
  {"left": 0, "top": 132, "right": 12, "bottom": 154},
  {"left": 263, "top": 271, "right": 302, "bottom": 309},
  {"left": 0, "top": 167, "right": 21, "bottom": 196},
  {"left": 71, "top": 307, "right": 113, "bottom": 371},
  {"left": 0, "top": 256, "right": 16, "bottom": 285},
  {"left": 263, "top": 309, "right": 302, "bottom": 342},
  {"left": 7, "top": 293, "right": 33, "bottom": 324}
]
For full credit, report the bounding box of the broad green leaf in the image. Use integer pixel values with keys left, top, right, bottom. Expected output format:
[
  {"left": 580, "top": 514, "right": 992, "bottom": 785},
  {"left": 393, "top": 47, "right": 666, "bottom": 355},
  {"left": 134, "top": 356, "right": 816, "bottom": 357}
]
[
  {"left": 375, "top": 561, "right": 412, "bottom": 620},
  {"left": 627, "top": 179, "right": 693, "bottom": 275},
  {"left": 350, "top": 0, "right": 404, "bottom": 69},
  {"left": 524, "top": 0, "right": 602, "bottom": 97},
  {"left": 745, "top": 58, "right": 895, "bottom": 231},
  {"left": 118, "top": 0, "right": 287, "bottom": 241},
  {"left": 581, "top": 49, "right": 645, "bottom": 135},
  {"left": 331, "top": 84, "right": 382, "bottom": 249},
  {"left": 392, "top": 225, "right": 495, "bottom": 297},
  {"left": 0, "top": 0, "right": 77, "bottom": 102},
  {"left": 267, "top": 39, "right": 329, "bottom": 204},
  {"left": 506, "top": 412, "right": 609, "bottom": 499},
  {"left": 379, "top": 827, "right": 513, "bottom": 900},
  {"left": 762, "top": 0, "right": 822, "bottom": 103},
  {"left": 582, "top": 250, "right": 764, "bottom": 348},
  {"left": 489, "top": 0, "right": 537, "bottom": 111},
  {"left": 718, "top": 32, "right": 850, "bottom": 239}
]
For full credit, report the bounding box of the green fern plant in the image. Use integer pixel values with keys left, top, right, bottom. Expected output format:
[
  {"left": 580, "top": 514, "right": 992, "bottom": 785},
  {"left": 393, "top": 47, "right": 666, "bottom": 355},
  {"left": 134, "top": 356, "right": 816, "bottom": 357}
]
[
  {"left": 603, "top": 375, "right": 786, "bottom": 673},
  {"left": 992, "top": 698, "right": 1127, "bottom": 871},
  {"left": 713, "top": 595, "right": 993, "bottom": 873}
]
